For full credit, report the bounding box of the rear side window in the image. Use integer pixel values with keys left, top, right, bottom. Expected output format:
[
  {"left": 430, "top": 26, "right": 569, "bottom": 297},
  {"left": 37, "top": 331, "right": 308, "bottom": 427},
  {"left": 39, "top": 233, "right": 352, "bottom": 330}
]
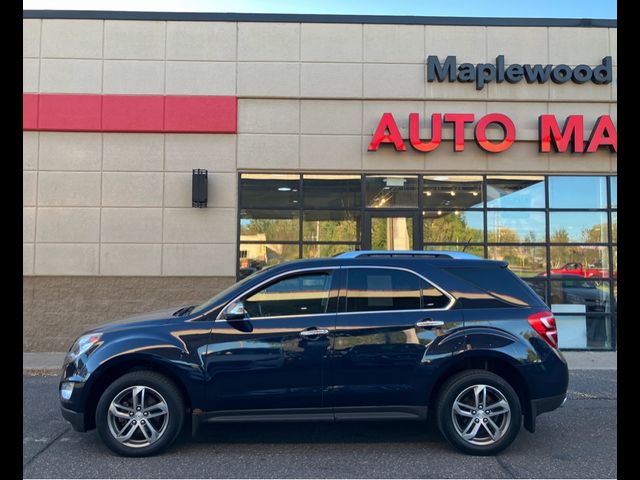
[
  {"left": 421, "top": 279, "right": 451, "bottom": 309},
  {"left": 346, "top": 268, "right": 449, "bottom": 312},
  {"left": 445, "top": 267, "right": 541, "bottom": 307}
]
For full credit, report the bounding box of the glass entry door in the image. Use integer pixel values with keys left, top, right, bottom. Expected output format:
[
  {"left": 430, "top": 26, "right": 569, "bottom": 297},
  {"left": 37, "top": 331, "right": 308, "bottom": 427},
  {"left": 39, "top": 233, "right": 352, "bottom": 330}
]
[{"left": 363, "top": 211, "right": 421, "bottom": 250}]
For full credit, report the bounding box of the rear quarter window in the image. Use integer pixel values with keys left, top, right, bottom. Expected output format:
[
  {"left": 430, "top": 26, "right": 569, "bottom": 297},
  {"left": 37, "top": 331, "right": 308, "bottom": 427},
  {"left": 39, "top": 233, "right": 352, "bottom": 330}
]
[{"left": 445, "top": 266, "right": 542, "bottom": 307}]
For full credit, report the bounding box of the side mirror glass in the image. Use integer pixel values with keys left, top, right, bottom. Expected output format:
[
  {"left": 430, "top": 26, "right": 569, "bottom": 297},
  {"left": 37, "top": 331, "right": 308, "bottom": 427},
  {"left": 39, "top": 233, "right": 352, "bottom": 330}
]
[{"left": 223, "top": 301, "right": 248, "bottom": 320}]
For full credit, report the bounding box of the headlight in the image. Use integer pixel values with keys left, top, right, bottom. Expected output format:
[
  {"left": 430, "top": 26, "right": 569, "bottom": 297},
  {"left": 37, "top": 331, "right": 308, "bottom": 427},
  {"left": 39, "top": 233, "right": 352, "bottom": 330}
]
[{"left": 65, "top": 333, "right": 103, "bottom": 362}]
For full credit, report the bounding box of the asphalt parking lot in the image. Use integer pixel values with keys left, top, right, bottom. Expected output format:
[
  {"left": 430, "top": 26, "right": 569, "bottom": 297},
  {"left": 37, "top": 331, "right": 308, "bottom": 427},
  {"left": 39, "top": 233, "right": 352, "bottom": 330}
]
[{"left": 23, "top": 370, "right": 616, "bottom": 479}]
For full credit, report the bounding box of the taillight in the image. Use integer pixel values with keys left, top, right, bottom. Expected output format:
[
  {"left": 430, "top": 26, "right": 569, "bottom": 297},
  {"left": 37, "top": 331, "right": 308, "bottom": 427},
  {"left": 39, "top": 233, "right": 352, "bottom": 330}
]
[{"left": 528, "top": 310, "right": 558, "bottom": 349}]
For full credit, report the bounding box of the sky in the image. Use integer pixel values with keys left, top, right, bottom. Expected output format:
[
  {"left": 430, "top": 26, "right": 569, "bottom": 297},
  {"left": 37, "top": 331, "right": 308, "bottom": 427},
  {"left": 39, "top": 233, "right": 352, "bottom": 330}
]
[{"left": 23, "top": 0, "right": 617, "bottom": 19}]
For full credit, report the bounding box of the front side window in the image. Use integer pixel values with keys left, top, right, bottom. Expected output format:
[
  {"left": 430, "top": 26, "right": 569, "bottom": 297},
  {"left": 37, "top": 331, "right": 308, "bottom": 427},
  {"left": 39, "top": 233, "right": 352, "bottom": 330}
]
[
  {"left": 244, "top": 272, "right": 332, "bottom": 318},
  {"left": 346, "top": 268, "right": 448, "bottom": 312}
]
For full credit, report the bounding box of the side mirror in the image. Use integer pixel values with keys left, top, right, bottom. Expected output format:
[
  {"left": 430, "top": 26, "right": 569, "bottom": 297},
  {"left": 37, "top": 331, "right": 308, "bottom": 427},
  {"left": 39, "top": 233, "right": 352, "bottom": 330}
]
[{"left": 223, "top": 301, "right": 248, "bottom": 320}]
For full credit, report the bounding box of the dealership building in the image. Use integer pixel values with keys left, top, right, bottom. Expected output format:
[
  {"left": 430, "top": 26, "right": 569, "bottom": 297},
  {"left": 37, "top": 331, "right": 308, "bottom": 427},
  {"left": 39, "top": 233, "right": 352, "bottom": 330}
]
[{"left": 23, "top": 10, "right": 617, "bottom": 352}]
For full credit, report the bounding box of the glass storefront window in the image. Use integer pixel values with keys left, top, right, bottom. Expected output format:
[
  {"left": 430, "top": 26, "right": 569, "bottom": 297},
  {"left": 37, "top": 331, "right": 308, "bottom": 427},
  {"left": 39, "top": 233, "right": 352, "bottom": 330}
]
[
  {"left": 584, "top": 315, "right": 612, "bottom": 349},
  {"left": 423, "top": 175, "right": 483, "bottom": 209},
  {"left": 303, "top": 244, "right": 358, "bottom": 258},
  {"left": 486, "top": 176, "right": 545, "bottom": 209},
  {"left": 238, "top": 243, "right": 299, "bottom": 278},
  {"left": 371, "top": 216, "right": 413, "bottom": 249},
  {"left": 423, "top": 210, "right": 483, "bottom": 243},
  {"left": 487, "top": 211, "right": 545, "bottom": 243},
  {"left": 549, "top": 176, "right": 607, "bottom": 208},
  {"left": 240, "top": 209, "right": 299, "bottom": 242},
  {"left": 549, "top": 212, "right": 608, "bottom": 243},
  {"left": 554, "top": 313, "right": 612, "bottom": 350},
  {"left": 365, "top": 175, "right": 418, "bottom": 208},
  {"left": 488, "top": 246, "right": 547, "bottom": 277},
  {"left": 610, "top": 176, "right": 617, "bottom": 208},
  {"left": 550, "top": 279, "right": 611, "bottom": 313},
  {"left": 240, "top": 174, "right": 300, "bottom": 208},
  {"left": 236, "top": 173, "right": 618, "bottom": 350},
  {"left": 302, "top": 210, "right": 361, "bottom": 242},
  {"left": 522, "top": 277, "right": 547, "bottom": 303},
  {"left": 549, "top": 246, "right": 609, "bottom": 278},
  {"left": 611, "top": 211, "right": 617, "bottom": 243},
  {"left": 303, "top": 174, "right": 362, "bottom": 209},
  {"left": 424, "top": 244, "right": 485, "bottom": 257}
]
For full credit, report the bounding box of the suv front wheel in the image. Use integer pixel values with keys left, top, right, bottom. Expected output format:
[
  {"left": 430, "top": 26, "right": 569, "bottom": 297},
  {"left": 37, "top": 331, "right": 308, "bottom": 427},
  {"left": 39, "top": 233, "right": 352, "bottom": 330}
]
[
  {"left": 95, "top": 371, "right": 185, "bottom": 457},
  {"left": 436, "top": 370, "right": 522, "bottom": 455}
]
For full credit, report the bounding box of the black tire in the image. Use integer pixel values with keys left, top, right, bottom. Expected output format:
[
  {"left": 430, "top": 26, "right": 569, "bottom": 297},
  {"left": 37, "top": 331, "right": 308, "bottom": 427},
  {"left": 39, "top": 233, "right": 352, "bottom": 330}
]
[
  {"left": 436, "top": 369, "right": 522, "bottom": 456},
  {"left": 95, "top": 371, "right": 185, "bottom": 457}
]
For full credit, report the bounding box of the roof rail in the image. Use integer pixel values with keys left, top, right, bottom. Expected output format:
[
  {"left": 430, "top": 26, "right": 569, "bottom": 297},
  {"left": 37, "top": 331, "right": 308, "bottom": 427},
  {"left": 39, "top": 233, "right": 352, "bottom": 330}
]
[{"left": 334, "top": 250, "right": 482, "bottom": 260}]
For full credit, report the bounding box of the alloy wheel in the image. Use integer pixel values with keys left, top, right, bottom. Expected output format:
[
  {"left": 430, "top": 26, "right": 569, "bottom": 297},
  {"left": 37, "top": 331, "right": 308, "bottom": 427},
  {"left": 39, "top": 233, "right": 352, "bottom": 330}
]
[
  {"left": 107, "top": 385, "right": 170, "bottom": 448},
  {"left": 451, "top": 384, "right": 511, "bottom": 446}
]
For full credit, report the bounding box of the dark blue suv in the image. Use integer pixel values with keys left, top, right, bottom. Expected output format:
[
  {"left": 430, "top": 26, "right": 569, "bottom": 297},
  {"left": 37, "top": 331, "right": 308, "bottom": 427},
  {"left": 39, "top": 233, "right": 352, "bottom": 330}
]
[{"left": 59, "top": 251, "right": 568, "bottom": 456}]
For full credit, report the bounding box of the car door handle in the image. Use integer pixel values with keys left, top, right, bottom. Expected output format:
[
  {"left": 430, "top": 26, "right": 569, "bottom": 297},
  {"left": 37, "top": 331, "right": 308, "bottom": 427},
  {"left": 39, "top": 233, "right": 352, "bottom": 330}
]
[
  {"left": 300, "top": 329, "right": 329, "bottom": 337},
  {"left": 416, "top": 319, "right": 444, "bottom": 328}
]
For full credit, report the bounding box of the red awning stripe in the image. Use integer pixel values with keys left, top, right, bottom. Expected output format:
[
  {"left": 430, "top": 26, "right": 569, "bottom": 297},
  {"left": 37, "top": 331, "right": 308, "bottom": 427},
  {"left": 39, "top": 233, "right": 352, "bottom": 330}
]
[{"left": 22, "top": 94, "right": 237, "bottom": 133}]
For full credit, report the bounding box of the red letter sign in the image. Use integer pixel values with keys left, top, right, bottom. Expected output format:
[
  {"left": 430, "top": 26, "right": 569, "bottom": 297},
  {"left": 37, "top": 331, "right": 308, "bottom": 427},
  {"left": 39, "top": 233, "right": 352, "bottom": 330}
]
[
  {"left": 443, "top": 113, "right": 475, "bottom": 151},
  {"left": 409, "top": 113, "right": 442, "bottom": 152},
  {"left": 368, "top": 112, "right": 406, "bottom": 151},
  {"left": 587, "top": 115, "right": 617, "bottom": 153},
  {"left": 539, "top": 114, "right": 584, "bottom": 153},
  {"left": 474, "top": 113, "right": 516, "bottom": 153}
]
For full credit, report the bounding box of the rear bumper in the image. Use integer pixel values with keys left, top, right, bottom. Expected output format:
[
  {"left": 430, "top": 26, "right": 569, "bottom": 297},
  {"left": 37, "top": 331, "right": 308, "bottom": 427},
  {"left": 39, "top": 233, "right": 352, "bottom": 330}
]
[
  {"left": 60, "top": 406, "right": 86, "bottom": 432},
  {"left": 524, "top": 393, "right": 566, "bottom": 433}
]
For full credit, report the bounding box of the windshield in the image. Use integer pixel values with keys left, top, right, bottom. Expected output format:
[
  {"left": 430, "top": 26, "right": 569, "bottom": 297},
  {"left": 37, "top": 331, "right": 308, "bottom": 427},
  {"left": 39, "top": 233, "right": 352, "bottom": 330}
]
[{"left": 192, "top": 265, "right": 276, "bottom": 314}]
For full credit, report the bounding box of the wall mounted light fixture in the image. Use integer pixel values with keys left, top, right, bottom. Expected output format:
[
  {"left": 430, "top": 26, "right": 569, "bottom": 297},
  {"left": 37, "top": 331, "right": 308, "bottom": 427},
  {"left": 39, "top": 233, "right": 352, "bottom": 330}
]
[{"left": 192, "top": 169, "right": 208, "bottom": 208}]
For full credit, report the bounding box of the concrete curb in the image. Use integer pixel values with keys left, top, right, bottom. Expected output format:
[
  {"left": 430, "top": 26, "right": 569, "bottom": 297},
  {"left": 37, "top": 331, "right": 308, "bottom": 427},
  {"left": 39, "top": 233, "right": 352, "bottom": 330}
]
[
  {"left": 23, "top": 350, "right": 617, "bottom": 375},
  {"left": 23, "top": 352, "right": 65, "bottom": 376},
  {"left": 24, "top": 368, "right": 61, "bottom": 376},
  {"left": 562, "top": 351, "right": 617, "bottom": 370}
]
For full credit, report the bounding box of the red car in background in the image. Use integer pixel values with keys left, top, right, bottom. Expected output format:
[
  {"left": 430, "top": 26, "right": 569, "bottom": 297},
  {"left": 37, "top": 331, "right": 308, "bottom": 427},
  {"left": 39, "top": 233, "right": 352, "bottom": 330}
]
[{"left": 544, "top": 262, "right": 616, "bottom": 280}]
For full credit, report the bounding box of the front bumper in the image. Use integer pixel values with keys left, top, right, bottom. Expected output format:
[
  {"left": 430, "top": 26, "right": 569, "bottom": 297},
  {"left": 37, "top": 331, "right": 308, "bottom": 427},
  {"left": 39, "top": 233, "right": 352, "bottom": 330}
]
[{"left": 61, "top": 406, "right": 86, "bottom": 432}]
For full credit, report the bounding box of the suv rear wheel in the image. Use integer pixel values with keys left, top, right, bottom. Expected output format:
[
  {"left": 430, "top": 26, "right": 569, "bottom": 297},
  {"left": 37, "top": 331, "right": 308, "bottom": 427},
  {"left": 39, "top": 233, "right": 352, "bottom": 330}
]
[
  {"left": 436, "top": 369, "right": 522, "bottom": 455},
  {"left": 95, "top": 371, "right": 185, "bottom": 457}
]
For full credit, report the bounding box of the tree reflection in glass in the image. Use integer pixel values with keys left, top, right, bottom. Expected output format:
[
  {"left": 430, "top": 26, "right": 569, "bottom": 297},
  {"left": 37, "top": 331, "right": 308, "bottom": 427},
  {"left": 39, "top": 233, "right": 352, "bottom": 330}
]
[
  {"left": 424, "top": 210, "right": 483, "bottom": 244},
  {"left": 302, "top": 211, "right": 360, "bottom": 242}
]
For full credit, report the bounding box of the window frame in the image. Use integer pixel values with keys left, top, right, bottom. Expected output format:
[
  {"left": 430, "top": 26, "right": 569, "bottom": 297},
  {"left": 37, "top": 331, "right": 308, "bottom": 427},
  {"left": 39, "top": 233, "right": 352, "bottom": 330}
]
[{"left": 339, "top": 265, "right": 455, "bottom": 314}]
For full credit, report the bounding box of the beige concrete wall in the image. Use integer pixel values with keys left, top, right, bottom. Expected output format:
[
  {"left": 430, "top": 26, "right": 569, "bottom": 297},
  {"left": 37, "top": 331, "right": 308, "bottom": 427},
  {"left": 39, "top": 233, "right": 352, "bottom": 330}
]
[
  {"left": 23, "top": 18, "right": 616, "bottom": 279},
  {"left": 24, "top": 19, "right": 616, "bottom": 100},
  {"left": 23, "top": 131, "right": 238, "bottom": 277},
  {"left": 23, "top": 276, "right": 234, "bottom": 351},
  {"left": 238, "top": 99, "right": 617, "bottom": 172}
]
